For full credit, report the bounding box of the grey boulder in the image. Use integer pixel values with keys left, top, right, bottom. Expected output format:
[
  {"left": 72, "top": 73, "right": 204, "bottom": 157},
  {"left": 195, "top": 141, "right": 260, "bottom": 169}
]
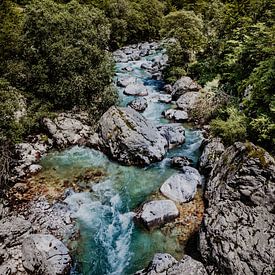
[
  {"left": 163, "top": 109, "right": 188, "bottom": 122},
  {"left": 136, "top": 254, "right": 207, "bottom": 275},
  {"left": 160, "top": 168, "right": 201, "bottom": 203},
  {"left": 171, "top": 156, "right": 192, "bottom": 168},
  {"left": 157, "top": 124, "right": 185, "bottom": 149},
  {"left": 172, "top": 76, "right": 201, "bottom": 100},
  {"left": 124, "top": 83, "right": 149, "bottom": 96},
  {"left": 96, "top": 106, "right": 168, "bottom": 166},
  {"left": 22, "top": 234, "right": 71, "bottom": 275},
  {"left": 136, "top": 200, "right": 179, "bottom": 230},
  {"left": 176, "top": 92, "right": 200, "bottom": 112},
  {"left": 158, "top": 94, "right": 172, "bottom": 103},
  {"left": 128, "top": 97, "right": 148, "bottom": 112},
  {"left": 43, "top": 113, "right": 92, "bottom": 148}
]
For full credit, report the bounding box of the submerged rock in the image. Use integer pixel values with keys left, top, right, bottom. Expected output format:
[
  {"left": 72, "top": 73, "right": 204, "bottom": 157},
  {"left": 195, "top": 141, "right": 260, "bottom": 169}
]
[
  {"left": 22, "top": 234, "right": 71, "bottom": 275},
  {"left": 136, "top": 200, "right": 179, "bottom": 230},
  {"left": 172, "top": 76, "right": 201, "bottom": 100},
  {"left": 96, "top": 106, "right": 168, "bottom": 166},
  {"left": 136, "top": 253, "right": 207, "bottom": 275},
  {"left": 200, "top": 142, "right": 275, "bottom": 275},
  {"left": 163, "top": 109, "right": 188, "bottom": 122},
  {"left": 157, "top": 124, "right": 185, "bottom": 149},
  {"left": 128, "top": 97, "right": 148, "bottom": 112}
]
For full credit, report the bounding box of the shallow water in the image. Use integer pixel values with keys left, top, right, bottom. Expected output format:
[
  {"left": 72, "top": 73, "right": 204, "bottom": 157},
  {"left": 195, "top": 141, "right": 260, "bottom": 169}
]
[{"left": 39, "top": 46, "right": 203, "bottom": 275}]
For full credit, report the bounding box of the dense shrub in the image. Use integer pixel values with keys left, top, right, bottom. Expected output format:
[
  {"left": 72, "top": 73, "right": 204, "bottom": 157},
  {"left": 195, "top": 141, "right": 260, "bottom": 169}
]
[{"left": 210, "top": 107, "right": 248, "bottom": 145}]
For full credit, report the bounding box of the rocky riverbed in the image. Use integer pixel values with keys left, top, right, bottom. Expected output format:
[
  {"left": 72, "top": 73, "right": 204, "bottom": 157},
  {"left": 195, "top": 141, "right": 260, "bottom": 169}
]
[{"left": 1, "top": 41, "right": 274, "bottom": 275}]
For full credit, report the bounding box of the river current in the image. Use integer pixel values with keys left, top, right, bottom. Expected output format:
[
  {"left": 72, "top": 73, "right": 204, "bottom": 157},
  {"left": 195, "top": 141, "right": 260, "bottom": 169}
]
[{"left": 39, "top": 45, "right": 203, "bottom": 274}]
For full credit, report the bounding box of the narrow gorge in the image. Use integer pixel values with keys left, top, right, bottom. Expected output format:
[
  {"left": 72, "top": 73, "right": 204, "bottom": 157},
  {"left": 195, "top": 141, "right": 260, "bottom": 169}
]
[{"left": 1, "top": 41, "right": 274, "bottom": 275}]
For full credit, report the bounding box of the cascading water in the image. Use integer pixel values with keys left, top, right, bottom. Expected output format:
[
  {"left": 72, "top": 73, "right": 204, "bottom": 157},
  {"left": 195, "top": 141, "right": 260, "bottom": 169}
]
[{"left": 39, "top": 43, "right": 203, "bottom": 274}]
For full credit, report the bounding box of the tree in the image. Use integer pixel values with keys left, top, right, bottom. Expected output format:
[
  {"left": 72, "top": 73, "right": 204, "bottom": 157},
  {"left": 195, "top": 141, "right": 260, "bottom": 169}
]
[{"left": 20, "top": 0, "right": 117, "bottom": 115}]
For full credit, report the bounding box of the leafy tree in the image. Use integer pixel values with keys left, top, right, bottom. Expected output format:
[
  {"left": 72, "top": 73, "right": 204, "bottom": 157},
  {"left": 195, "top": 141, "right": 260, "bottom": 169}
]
[
  {"left": 20, "top": 0, "right": 117, "bottom": 115},
  {"left": 161, "top": 9, "right": 205, "bottom": 82}
]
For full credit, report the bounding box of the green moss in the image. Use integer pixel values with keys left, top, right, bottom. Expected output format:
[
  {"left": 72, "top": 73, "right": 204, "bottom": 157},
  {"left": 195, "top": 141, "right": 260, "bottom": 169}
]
[{"left": 245, "top": 142, "right": 269, "bottom": 168}]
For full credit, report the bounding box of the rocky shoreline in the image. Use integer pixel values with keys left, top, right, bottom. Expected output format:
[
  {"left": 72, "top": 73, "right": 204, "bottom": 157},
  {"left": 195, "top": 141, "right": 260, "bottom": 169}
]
[{"left": 1, "top": 41, "right": 274, "bottom": 274}]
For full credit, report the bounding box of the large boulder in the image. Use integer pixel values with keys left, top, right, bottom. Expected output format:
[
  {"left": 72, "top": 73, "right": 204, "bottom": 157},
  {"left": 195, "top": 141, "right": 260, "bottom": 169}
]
[
  {"left": 22, "top": 234, "right": 71, "bottom": 275},
  {"left": 136, "top": 200, "right": 179, "bottom": 230},
  {"left": 172, "top": 76, "right": 201, "bottom": 100},
  {"left": 199, "top": 138, "right": 225, "bottom": 177},
  {"left": 124, "top": 83, "right": 149, "bottom": 96},
  {"left": 157, "top": 124, "right": 185, "bottom": 149},
  {"left": 128, "top": 97, "right": 148, "bottom": 112},
  {"left": 200, "top": 142, "right": 275, "bottom": 275},
  {"left": 43, "top": 112, "right": 92, "bottom": 148},
  {"left": 96, "top": 106, "right": 168, "bottom": 166},
  {"left": 136, "top": 253, "right": 207, "bottom": 275},
  {"left": 160, "top": 168, "right": 202, "bottom": 203},
  {"left": 176, "top": 92, "right": 200, "bottom": 112}
]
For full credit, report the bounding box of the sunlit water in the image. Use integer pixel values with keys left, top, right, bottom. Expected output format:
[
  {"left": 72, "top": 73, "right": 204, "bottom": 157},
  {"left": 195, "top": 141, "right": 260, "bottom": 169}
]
[{"left": 39, "top": 46, "right": 203, "bottom": 275}]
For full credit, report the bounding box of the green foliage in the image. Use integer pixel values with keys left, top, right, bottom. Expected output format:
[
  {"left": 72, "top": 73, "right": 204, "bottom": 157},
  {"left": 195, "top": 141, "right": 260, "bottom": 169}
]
[
  {"left": 81, "top": 0, "right": 165, "bottom": 48},
  {"left": 0, "top": 79, "right": 24, "bottom": 143},
  {"left": 249, "top": 115, "right": 275, "bottom": 150},
  {"left": 20, "top": 0, "right": 117, "bottom": 113},
  {"left": 161, "top": 9, "right": 206, "bottom": 82},
  {"left": 0, "top": 0, "right": 24, "bottom": 75},
  {"left": 210, "top": 107, "right": 248, "bottom": 145}
]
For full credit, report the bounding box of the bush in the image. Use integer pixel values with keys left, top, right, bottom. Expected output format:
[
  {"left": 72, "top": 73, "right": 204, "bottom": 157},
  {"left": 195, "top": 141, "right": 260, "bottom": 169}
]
[{"left": 210, "top": 107, "right": 248, "bottom": 145}]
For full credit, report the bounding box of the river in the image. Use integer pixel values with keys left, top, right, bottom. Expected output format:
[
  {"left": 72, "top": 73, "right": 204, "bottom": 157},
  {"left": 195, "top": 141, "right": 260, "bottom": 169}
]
[{"left": 38, "top": 43, "right": 203, "bottom": 275}]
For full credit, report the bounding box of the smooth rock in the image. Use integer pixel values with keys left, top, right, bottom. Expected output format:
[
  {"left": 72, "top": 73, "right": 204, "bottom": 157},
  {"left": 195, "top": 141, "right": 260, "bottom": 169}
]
[
  {"left": 163, "top": 109, "right": 188, "bottom": 122},
  {"left": 97, "top": 106, "right": 168, "bottom": 166},
  {"left": 124, "top": 83, "right": 149, "bottom": 96},
  {"left": 160, "top": 173, "right": 198, "bottom": 203},
  {"left": 172, "top": 76, "right": 201, "bottom": 100},
  {"left": 22, "top": 234, "right": 71, "bottom": 275},
  {"left": 128, "top": 98, "right": 148, "bottom": 112},
  {"left": 136, "top": 200, "right": 179, "bottom": 229},
  {"left": 157, "top": 124, "right": 185, "bottom": 148}
]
